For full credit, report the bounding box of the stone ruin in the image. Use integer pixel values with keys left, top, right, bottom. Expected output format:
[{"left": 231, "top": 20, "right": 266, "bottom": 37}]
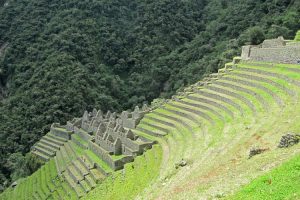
[
  {"left": 241, "top": 36, "right": 300, "bottom": 64},
  {"left": 66, "top": 105, "right": 154, "bottom": 170},
  {"left": 278, "top": 133, "right": 300, "bottom": 148}
]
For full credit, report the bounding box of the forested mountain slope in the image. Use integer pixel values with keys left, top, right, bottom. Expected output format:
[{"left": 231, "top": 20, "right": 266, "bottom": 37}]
[{"left": 0, "top": 0, "right": 299, "bottom": 190}]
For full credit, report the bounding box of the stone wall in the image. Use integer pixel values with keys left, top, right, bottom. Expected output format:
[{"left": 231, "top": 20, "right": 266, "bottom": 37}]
[
  {"left": 88, "top": 141, "right": 126, "bottom": 170},
  {"left": 62, "top": 105, "right": 153, "bottom": 171},
  {"left": 71, "top": 134, "right": 88, "bottom": 149},
  {"left": 50, "top": 123, "right": 72, "bottom": 140},
  {"left": 66, "top": 118, "right": 81, "bottom": 132},
  {"left": 248, "top": 46, "right": 300, "bottom": 64},
  {"left": 74, "top": 127, "right": 93, "bottom": 142},
  {"left": 241, "top": 37, "right": 300, "bottom": 64}
]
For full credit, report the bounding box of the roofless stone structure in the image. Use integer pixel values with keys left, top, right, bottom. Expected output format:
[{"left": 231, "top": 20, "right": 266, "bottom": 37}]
[
  {"left": 32, "top": 104, "right": 154, "bottom": 172},
  {"left": 241, "top": 36, "right": 300, "bottom": 64}
]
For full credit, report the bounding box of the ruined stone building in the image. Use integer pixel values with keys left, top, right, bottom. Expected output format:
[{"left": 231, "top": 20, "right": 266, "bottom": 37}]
[{"left": 241, "top": 37, "right": 300, "bottom": 64}]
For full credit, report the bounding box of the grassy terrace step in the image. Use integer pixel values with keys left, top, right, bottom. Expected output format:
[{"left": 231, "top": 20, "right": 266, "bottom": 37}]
[
  {"left": 162, "top": 105, "right": 200, "bottom": 126},
  {"left": 80, "top": 180, "right": 91, "bottom": 193},
  {"left": 168, "top": 101, "right": 215, "bottom": 125},
  {"left": 34, "top": 171, "right": 46, "bottom": 199},
  {"left": 151, "top": 110, "right": 193, "bottom": 131},
  {"left": 143, "top": 115, "right": 176, "bottom": 128},
  {"left": 131, "top": 128, "right": 171, "bottom": 168},
  {"left": 61, "top": 181, "right": 77, "bottom": 199},
  {"left": 141, "top": 117, "right": 176, "bottom": 136},
  {"left": 235, "top": 66, "right": 300, "bottom": 89},
  {"left": 242, "top": 61, "right": 300, "bottom": 73},
  {"left": 230, "top": 71, "right": 295, "bottom": 96},
  {"left": 55, "top": 186, "right": 67, "bottom": 200},
  {"left": 204, "top": 85, "right": 255, "bottom": 116},
  {"left": 65, "top": 142, "right": 77, "bottom": 160},
  {"left": 146, "top": 109, "right": 196, "bottom": 167},
  {"left": 171, "top": 101, "right": 225, "bottom": 132},
  {"left": 32, "top": 150, "right": 50, "bottom": 161},
  {"left": 149, "top": 110, "right": 196, "bottom": 162},
  {"left": 228, "top": 71, "right": 294, "bottom": 103},
  {"left": 79, "top": 155, "right": 94, "bottom": 170},
  {"left": 48, "top": 132, "right": 68, "bottom": 142},
  {"left": 72, "top": 133, "right": 88, "bottom": 147},
  {"left": 213, "top": 80, "right": 268, "bottom": 111},
  {"left": 43, "top": 135, "right": 65, "bottom": 146},
  {"left": 178, "top": 99, "right": 225, "bottom": 121},
  {"left": 49, "top": 159, "right": 58, "bottom": 179},
  {"left": 36, "top": 142, "right": 57, "bottom": 153},
  {"left": 44, "top": 163, "right": 55, "bottom": 192},
  {"left": 61, "top": 145, "right": 71, "bottom": 164},
  {"left": 55, "top": 150, "right": 65, "bottom": 173},
  {"left": 39, "top": 166, "right": 50, "bottom": 197},
  {"left": 205, "top": 84, "right": 256, "bottom": 114},
  {"left": 84, "top": 151, "right": 112, "bottom": 175},
  {"left": 67, "top": 165, "right": 84, "bottom": 183},
  {"left": 73, "top": 159, "right": 89, "bottom": 176},
  {"left": 63, "top": 171, "right": 84, "bottom": 198},
  {"left": 185, "top": 94, "right": 234, "bottom": 118},
  {"left": 39, "top": 139, "right": 61, "bottom": 150},
  {"left": 137, "top": 124, "right": 167, "bottom": 137},
  {"left": 139, "top": 120, "right": 170, "bottom": 133},
  {"left": 237, "top": 63, "right": 300, "bottom": 89},
  {"left": 85, "top": 174, "right": 97, "bottom": 188},
  {"left": 237, "top": 65, "right": 300, "bottom": 87},
  {"left": 163, "top": 131, "right": 183, "bottom": 170},
  {"left": 33, "top": 145, "right": 55, "bottom": 157},
  {"left": 211, "top": 81, "right": 267, "bottom": 117},
  {"left": 141, "top": 114, "right": 182, "bottom": 177},
  {"left": 221, "top": 76, "right": 284, "bottom": 107},
  {"left": 33, "top": 192, "right": 40, "bottom": 200},
  {"left": 50, "top": 190, "right": 60, "bottom": 199},
  {"left": 194, "top": 90, "right": 244, "bottom": 116},
  {"left": 90, "top": 168, "right": 105, "bottom": 182}
]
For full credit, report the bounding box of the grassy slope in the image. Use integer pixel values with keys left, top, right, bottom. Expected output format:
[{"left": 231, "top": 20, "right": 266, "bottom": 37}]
[
  {"left": 83, "top": 145, "right": 162, "bottom": 200},
  {"left": 228, "top": 154, "right": 300, "bottom": 200},
  {"left": 134, "top": 62, "right": 300, "bottom": 200},
  {"left": 1, "top": 60, "right": 300, "bottom": 200}
]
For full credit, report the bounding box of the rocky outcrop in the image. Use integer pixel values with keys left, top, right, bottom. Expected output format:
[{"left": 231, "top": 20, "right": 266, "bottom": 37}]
[{"left": 278, "top": 133, "right": 300, "bottom": 148}]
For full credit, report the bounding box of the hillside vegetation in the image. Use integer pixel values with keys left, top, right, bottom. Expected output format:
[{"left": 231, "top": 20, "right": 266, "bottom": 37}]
[
  {"left": 0, "top": 0, "right": 300, "bottom": 192},
  {"left": 1, "top": 54, "right": 300, "bottom": 199}
]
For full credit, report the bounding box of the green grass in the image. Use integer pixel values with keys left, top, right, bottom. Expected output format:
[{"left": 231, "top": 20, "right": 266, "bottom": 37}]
[
  {"left": 83, "top": 144, "right": 162, "bottom": 200},
  {"left": 85, "top": 150, "right": 113, "bottom": 173},
  {"left": 1, "top": 58, "right": 300, "bottom": 200},
  {"left": 72, "top": 133, "right": 88, "bottom": 147},
  {"left": 228, "top": 154, "right": 300, "bottom": 200},
  {"left": 110, "top": 154, "right": 126, "bottom": 160},
  {"left": 294, "top": 30, "right": 300, "bottom": 41}
]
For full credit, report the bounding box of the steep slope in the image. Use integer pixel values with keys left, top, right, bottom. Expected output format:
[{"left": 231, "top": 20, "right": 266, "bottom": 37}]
[
  {"left": 134, "top": 61, "right": 300, "bottom": 199},
  {"left": 2, "top": 50, "right": 300, "bottom": 199},
  {"left": 228, "top": 154, "right": 300, "bottom": 199},
  {"left": 0, "top": 0, "right": 300, "bottom": 187}
]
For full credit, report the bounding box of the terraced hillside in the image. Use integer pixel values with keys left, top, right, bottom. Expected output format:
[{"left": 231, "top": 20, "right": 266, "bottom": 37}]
[
  {"left": 1, "top": 40, "right": 300, "bottom": 199},
  {"left": 131, "top": 60, "right": 300, "bottom": 199}
]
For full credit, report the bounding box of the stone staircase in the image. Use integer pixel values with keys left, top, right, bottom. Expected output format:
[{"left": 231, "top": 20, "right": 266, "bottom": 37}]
[{"left": 31, "top": 132, "right": 68, "bottom": 161}]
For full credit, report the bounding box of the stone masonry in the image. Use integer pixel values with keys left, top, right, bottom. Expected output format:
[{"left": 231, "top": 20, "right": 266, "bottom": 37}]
[
  {"left": 66, "top": 105, "right": 154, "bottom": 170},
  {"left": 241, "top": 37, "right": 300, "bottom": 64}
]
